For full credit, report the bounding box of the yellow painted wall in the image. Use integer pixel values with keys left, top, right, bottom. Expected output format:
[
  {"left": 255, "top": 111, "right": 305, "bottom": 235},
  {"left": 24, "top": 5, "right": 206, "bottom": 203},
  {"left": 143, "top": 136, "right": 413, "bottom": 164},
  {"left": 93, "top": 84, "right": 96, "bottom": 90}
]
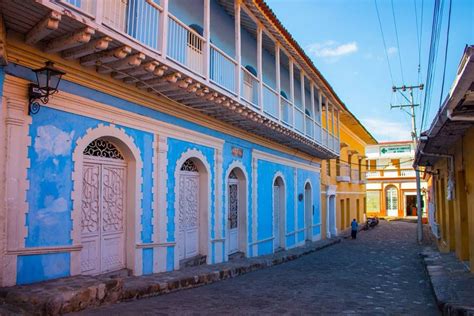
[
  {"left": 320, "top": 116, "right": 372, "bottom": 236},
  {"left": 430, "top": 128, "right": 474, "bottom": 271}
]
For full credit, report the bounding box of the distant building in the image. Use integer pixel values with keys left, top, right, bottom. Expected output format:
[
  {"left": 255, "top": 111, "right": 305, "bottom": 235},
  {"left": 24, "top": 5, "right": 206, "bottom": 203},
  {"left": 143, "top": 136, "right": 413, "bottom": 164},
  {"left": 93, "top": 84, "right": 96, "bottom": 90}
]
[
  {"left": 365, "top": 141, "right": 428, "bottom": 218},
  {"left": 415, "top": 45, "right": 474, "bottom": 272}
]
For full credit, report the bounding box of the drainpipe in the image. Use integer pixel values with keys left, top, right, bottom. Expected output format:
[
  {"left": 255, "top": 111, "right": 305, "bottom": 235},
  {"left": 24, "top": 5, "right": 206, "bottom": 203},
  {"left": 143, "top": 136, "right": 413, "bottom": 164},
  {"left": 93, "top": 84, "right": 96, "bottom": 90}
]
[
  {"left": 419, "top": 150, "right": 455, "bottom": 200},
  {"left": 447, "top": 109, "right": 474, "bottom": 122}
]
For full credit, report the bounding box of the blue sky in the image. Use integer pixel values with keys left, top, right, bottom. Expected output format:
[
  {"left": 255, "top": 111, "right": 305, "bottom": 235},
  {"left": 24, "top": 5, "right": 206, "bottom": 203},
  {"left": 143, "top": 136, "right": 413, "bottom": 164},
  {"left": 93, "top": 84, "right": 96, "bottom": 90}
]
[{"left": 266, "top": 0, "right": 474, "bottom": 141}]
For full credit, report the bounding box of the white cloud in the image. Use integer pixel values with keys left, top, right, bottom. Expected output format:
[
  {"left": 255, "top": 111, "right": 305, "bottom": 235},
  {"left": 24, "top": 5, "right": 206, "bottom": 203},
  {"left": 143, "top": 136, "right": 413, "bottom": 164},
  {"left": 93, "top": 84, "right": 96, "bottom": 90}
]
[
  {"left": 387, "top": 46, "right": 398, "bottom": 55},
  {"left": 306, "top": 41, "right": 358, "bottom": 59},
  {"left": 34, "top": 125, "right": 75, "bottom": 161},
  {"left": 362, "top": 118, "right": 412, "bottom": 141}
]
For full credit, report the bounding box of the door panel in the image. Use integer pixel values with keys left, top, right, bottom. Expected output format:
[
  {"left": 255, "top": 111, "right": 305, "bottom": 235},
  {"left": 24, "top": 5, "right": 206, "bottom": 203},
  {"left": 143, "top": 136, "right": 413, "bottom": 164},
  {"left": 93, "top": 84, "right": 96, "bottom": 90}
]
[
  {"left": 81, "top": 160, "right": 126, "bottom": 275},
  {"left": 273, "top": 185, "right": 280, "bottom": 249},
  {"left": 178, "top": 172, "right": 200, "bottom": 259},
  {"left": 228, "top": 182, "right": 239, "bottom": 253}
]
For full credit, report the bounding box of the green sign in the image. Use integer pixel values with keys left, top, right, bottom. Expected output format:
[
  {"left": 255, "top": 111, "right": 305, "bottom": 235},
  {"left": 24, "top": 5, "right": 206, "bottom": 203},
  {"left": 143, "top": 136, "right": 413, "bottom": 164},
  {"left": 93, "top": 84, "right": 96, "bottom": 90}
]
[{"left": 380, "top": 145, "right": 411, "bottom": 155}]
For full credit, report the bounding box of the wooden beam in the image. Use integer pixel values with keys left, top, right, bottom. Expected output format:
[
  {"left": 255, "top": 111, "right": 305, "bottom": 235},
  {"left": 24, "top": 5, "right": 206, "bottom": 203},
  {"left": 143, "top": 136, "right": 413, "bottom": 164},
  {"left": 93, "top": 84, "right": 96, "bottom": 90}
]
[
  {"left": 62, "top": 37, "right": 112, "bottom": 60},
  {"left": 97, "top": 52, "right": 145, "bottom": 74},
  {"left": 136, "top": 72, "right": 181, "bottom": 89},
  {"left": 80, "top": 46, "right": 131, "bottom": 67},
  {"left": 25, "top": 11, "right": 61, "bottom": 44},
  {"left": 112, "top": 60, "right": 158, "bottom": 80},
  {"left": 44, "top": 27, "right": 95, "bottom": 53},
  {"left": 0, "top": 14, "right": 7, "bottom": 65}
]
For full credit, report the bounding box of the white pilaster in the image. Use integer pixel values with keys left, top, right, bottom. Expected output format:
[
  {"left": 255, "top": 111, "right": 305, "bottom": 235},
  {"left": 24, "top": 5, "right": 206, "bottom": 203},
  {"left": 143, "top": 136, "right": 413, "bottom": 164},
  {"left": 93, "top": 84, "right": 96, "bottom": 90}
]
[
  {"left": 154, "top": 134, "right": 169, "bottom": 273},
  {"left": 257, "top": 23, "right": 263, "bottom": 110},
  {"left": 275, "top": 44, "right": 281, "bottom": 121}
]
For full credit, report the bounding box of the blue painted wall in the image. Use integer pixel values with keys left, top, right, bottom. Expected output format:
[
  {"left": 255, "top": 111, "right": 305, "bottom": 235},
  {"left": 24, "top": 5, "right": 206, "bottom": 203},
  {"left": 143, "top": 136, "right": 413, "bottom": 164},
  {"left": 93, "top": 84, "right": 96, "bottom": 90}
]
[
  {"left": 256, "top": 160, "right": 295, "bottom": 255},
  {"left": 296, "top": 168, "right": 321, "bottom": 242},
  {"left": 5, "top": 63, "right": 321, "bottom": 284}
]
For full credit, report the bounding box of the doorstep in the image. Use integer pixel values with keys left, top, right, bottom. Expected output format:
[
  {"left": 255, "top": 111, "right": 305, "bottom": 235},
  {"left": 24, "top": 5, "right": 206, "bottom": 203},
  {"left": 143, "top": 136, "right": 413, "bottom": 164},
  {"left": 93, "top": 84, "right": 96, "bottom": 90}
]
[
  {"left": 421, "top": 247, "right": 474, "bottom": 315},
  {"left": 0, "top": 238, "right": 340, "bottom": 315}
]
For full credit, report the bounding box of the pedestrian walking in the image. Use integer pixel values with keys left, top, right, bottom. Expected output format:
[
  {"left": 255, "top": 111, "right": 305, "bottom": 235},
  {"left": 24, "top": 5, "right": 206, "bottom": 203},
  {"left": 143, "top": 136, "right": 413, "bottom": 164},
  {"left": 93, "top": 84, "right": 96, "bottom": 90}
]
[{"left": 351, "top": 218, "right": 358, "bottom": 239}]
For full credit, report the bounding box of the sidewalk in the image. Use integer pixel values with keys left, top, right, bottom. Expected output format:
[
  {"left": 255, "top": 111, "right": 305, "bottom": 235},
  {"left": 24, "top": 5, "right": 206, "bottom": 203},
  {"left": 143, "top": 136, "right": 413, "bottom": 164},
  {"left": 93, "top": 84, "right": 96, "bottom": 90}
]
[
  {"left": 421, "top": 247, "right": 474, "bottom": 315},
  {"left": 0, "top": 237, "right": 340, "bottom": 315}
]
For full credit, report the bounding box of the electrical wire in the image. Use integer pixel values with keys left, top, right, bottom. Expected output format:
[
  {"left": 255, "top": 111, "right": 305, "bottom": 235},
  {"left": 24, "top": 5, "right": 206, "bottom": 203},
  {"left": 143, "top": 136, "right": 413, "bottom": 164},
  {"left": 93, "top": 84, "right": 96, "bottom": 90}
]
[
  {"left": 391, "top": 0, "right": 405, "bottom": 84},
  {"left": 374, "top": 0, "right": 395, "bottom": 86},
  {"left": 438, "top": 0, "right": 453, "bottom": 108}
]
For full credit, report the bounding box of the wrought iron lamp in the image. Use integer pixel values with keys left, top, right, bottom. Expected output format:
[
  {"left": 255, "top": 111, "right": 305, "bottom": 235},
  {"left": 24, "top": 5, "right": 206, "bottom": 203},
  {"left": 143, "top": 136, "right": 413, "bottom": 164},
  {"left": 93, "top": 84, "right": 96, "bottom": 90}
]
[{"left": 28, "top": 61, "right": 65, "bottom": 115}]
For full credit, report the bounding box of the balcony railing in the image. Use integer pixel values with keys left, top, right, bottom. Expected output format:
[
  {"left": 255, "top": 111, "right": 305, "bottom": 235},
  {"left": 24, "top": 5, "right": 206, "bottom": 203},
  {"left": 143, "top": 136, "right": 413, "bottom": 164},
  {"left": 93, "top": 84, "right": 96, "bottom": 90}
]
[
  {"left": 263, "top": 84, "right": 279, "bottom": 119},
  {"left": 57, "top": 0, "right": 340, "bottom": 155},
  {"left": 366, "top": 169, "right": 417, "bottom": 178},
  {"left": 351, "top": 169, "right": 359, "bottom": 184},
  {"left": 336, "top": 163, "right": 350, "bottom": 182},
  {"left": 210, "top": 44, "right": 237, "bottom": 93}
]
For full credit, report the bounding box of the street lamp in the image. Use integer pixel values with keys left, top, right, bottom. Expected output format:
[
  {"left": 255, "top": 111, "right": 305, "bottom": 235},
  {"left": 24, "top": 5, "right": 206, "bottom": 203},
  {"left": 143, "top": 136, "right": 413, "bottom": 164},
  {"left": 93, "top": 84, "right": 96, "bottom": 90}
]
[{"left": 28, "top": 61, "right": 65, "bottom": 115}]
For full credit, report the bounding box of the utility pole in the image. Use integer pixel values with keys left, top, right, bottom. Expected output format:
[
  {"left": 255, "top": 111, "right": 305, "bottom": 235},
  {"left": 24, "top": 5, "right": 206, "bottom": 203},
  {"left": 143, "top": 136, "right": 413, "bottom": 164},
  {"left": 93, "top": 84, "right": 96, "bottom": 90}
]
[{"left": 391, "top": 84, "right": 424, "bottom": 243}]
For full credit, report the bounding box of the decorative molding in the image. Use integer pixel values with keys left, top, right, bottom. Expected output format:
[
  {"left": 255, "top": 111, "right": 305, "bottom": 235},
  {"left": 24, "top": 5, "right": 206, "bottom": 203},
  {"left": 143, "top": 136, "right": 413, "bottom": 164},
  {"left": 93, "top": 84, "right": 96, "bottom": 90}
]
[
  {"left": 6, "top": 38, "right": 320, "bottom": 162},
  {"left": 7, "top": 245, "right": 82, "bottom": 255},
  {"left": 136, "top": 242, "right": 175, "bottom": 249},
  {"left": 251, "top": 156, "right": 258, "bottom": 256},
  {"left": 253, "top": 150, "right": 321, "bottom": 173},
  {"left": 1, "top": 77, "right": 32, "bottom": 287},
  {"left": 249, "top": 236, "right": 274, "bottom": 246}
]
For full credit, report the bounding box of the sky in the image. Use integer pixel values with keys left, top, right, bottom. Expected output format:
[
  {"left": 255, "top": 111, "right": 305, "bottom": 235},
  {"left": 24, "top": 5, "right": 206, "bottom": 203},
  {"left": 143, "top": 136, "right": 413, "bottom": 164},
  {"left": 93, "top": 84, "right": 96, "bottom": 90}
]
[{"left": 266, "top": 0, "right": 474, "bottom": 142}]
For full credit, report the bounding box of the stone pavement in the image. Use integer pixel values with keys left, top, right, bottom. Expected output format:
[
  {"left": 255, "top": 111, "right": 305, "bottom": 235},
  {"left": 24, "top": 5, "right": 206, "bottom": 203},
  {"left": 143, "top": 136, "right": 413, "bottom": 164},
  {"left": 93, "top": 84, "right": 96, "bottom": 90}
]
[
  {"left": 0, "top": 237, "right": 339, "bottom": 315},
  {"left": 78, "top": 221, "right": 439, "bottom": 315},
  {"left": 421, "top": 247, "right": 474, "bottom": 315}
]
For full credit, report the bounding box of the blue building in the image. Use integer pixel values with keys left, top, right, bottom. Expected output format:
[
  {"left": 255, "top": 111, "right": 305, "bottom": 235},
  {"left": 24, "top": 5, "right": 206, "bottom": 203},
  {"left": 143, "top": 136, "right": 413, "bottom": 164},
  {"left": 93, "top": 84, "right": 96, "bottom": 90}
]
[{"left": 0, "top": 0, "right": 352, "bottom": 286}]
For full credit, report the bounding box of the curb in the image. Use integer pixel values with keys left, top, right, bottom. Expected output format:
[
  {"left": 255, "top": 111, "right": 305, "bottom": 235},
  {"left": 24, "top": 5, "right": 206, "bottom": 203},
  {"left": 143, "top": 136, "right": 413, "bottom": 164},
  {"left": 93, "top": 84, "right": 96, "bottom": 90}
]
[
  {"left": 420, "top": 248, "right": 474, "bottom": 316},
  {"left": 0, "top": 238, "right": 341, "bottom": 315}
]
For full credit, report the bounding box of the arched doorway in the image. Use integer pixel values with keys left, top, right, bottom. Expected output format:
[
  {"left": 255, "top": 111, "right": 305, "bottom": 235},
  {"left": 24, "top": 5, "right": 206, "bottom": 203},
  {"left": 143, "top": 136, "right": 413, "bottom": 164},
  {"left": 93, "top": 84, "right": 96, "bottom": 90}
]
[
  {"left": 177, "top": 158, "right": 209, "bottom": 262},
  {"left": 273, "top": 176, "right": 285, "bottom": 250},
  {"left": 304, "top": 182, "right": 313, "bottom": 241},
  {"left": 386, "top": 185, "right": 398, "bottom": 217},
  {"left": 227, "top": 168, "right": 247, "bottom": 256},
  {"left": 81, "top": 138, "right": 128, "bottom": 275}
]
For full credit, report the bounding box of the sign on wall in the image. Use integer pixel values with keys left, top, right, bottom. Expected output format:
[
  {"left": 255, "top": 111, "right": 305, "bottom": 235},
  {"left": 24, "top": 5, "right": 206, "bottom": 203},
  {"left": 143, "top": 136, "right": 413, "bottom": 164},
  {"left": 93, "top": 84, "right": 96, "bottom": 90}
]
[{"left": 379, "top": 144, "right": 411, "bottom": 156}]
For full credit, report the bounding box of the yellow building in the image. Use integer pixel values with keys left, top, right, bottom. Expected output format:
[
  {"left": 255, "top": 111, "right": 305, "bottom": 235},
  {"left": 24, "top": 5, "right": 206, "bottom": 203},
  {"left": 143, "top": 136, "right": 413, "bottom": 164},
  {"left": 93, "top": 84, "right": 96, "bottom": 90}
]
[
  {"left": 321, "top": 107, "right": 377, "bottom": 237},
  {"left": 415, "top": 45, "right": 474, "bottom": 271}
]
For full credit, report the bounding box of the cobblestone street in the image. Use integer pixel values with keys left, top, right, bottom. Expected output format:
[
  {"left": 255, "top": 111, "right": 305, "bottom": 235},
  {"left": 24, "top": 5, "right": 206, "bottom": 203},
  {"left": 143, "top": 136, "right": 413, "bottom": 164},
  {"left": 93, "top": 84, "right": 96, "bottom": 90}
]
[{"left": 79, "top": 221, "right": 438, "bottom": 315}]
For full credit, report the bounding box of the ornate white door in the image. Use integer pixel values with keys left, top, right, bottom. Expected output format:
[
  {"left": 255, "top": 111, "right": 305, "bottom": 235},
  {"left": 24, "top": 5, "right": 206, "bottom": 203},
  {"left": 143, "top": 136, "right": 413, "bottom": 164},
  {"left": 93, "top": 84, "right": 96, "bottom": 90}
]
[
  {"left": 228, "top": 176, "right": 239, "bottom": 254},
  {"left": 81, "top": 140, "right": 126, "bottom": 275},
  {"left": 178, "top": 160, "right": 200, "bottom": 260},
  {"left": 273, "top": 185, "right": 280, "bottom": 250}
]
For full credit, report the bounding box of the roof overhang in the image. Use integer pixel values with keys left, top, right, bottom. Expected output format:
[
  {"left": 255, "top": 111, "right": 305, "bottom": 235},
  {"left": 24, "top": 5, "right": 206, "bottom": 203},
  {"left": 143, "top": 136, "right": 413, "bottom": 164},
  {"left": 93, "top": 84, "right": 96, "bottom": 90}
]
[{"left": 415, "top": 45, "right": 474, "bottom": 166}]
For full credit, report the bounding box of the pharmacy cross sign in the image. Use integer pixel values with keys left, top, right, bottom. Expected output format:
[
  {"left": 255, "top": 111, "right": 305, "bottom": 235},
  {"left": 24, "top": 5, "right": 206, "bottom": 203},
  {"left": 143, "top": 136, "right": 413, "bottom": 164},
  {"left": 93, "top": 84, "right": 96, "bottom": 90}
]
[{"left": 380, "top": 145, "right": 411, "bottom": 156}]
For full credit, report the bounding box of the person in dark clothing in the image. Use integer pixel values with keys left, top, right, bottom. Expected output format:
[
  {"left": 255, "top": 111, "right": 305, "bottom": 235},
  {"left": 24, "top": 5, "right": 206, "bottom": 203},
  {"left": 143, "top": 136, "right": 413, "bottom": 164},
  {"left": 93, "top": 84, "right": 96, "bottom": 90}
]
[{"left": 351, "top": 218, "right": 358, "bottom": 239}]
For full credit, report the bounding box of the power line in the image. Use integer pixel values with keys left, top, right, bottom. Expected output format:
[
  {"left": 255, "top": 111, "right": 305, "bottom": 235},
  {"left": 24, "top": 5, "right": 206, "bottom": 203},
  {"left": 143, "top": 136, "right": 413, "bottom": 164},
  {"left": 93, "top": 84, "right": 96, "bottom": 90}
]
[
  {"left": 391, "top": 0, "right": 405, "bottom": 84},
  {"left": 438, "top": 0, "right": 453, "bottom": 108},
  {"left": 374, "top": 0, "right": 395, "bottom": 86},
  {"left": 421, "top": 0, "right": 444, "bottom": 131}
]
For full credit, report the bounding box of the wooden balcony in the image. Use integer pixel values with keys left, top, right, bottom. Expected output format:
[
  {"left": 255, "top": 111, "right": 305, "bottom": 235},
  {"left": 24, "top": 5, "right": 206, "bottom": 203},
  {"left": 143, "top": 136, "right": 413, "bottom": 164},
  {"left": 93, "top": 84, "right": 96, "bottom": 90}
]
[{"left": 2, "top": 0, "right": 341, "bottom": 158}]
